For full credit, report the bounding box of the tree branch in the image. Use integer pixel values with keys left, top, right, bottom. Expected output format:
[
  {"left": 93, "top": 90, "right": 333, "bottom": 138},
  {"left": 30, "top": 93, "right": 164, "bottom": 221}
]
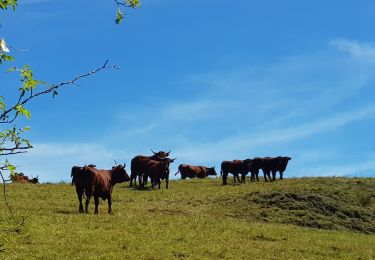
[{"left": 0, "top": 60, "right": 119, "bottom": 123}]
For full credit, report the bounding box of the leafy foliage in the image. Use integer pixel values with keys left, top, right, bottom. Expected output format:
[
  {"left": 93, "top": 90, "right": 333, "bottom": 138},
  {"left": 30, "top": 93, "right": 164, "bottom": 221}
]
[
  {"left": 114, "top": 0, "right": 140, "bottom": 24},
  {"left": 0, "top": 0, "right": 17, "bottom": 11}
]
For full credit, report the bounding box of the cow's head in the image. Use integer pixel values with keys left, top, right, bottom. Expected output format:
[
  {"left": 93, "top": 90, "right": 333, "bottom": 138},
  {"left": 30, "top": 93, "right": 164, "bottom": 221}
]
[
  {"left": 111, "top": 164, "right": 130, "bottom": 184},
  {"left": 208, "top": 166, "right": 217, "bottom": 176},
  {"left": 159, "top": 158, "right": 176, "bottom": 179},
  {"left": 151, "top": 149, "right": 171, "bottom": 159}
]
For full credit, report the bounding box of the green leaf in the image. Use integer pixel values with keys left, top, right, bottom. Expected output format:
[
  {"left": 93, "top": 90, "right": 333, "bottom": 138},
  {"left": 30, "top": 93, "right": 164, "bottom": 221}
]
[
  {"left": 14, "top": 104, "right": 31, "bottom": 119},
  {"left": 115, "top": 8, "right": 124, "bottom": 24}
]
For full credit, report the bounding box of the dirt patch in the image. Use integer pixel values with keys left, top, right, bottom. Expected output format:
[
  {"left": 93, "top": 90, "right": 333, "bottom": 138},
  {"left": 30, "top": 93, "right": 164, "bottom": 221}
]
[{"left": 244, "top": 191, "right": 375, "bottom": 233}]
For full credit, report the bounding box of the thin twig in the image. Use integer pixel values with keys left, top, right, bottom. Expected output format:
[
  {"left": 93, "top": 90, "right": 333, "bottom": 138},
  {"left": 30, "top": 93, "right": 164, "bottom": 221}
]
[
  {"left": 0, "top": 171, "right": 25, "bottom": 226},
  {"left": 0, "top": 60, "right": 119, "bottom": 123}
]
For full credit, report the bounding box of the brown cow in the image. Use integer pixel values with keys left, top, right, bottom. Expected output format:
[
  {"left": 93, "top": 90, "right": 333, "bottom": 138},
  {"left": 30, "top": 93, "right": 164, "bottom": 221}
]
[
  {"left": 142, "top": 158, "right": 176, "bottom": 189},
  {"left": 221, "top": 160, "right": 251, "bottom": 185},
  {"left": 72, "top": 164, "right": 130, "bottom": 214},
  {"left": 130, "top": 150, "right": 171, "bottom": 187},
  {"left": 175, "top": 164, "right": 217, "bottom": 179}
]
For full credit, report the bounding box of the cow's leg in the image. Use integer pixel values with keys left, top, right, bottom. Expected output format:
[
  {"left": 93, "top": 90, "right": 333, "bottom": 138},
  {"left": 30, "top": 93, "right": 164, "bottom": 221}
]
[
  {"left": 280, "top": 170, "right": 284, "bottom": 180},
  {"left": 76, "top": 187, "right": 84, "bottom": 213},
  {"left": 158, "top": 179, "right": 161, "bottom": 189},
  {"left": 222, "top": 172, "right": 228, "bottom": 185},
  {"left": 272, "top": 170, "right": 277, "bottom": 181},
  {"left": 166, "top": 177, "right": 169, "bottom": 189},
  {"left": 107, "top": 194, "right": 112, "bottom": 214},
  {"left": 85, "top": 194, "right": 91, "bottom": 213},
  {"left": 256, "top": 172, "right": 259, "bottom": 182},
  {"left": 263, "top": 170, "right": 269, "bottom": 182},
  {"left": 94, "top": 195, "right": 99, "bottom": 214}
]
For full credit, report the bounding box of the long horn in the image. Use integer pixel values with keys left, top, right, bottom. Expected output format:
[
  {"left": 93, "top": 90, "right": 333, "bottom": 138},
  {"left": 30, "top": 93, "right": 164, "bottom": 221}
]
[
  {"left": 151, "top": 149, "right": 157, "bottom": 154},
  {"left": 174, "top": 170, "right": 180, "bottom": 176},
  {"left": 114, "top": 159, "right": 118, "bottom": 165},
  {"left": 167, "top": 151, "right": 171, "bottom": 154},
  {"left": 123, "top": 162, "right": 126, "bottom": 168}
]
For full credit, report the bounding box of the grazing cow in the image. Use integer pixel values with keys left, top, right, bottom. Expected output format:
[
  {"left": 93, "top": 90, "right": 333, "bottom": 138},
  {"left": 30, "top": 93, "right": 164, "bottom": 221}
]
[
  {"left": 175, "top": 164, "right": 217, "bottom": 179},
  {"left": 221, "top": 160, "right": 251, "bottom": 185},
  {"left": 142, "top": 158, "right": 176, "bottom": 189},
  {"left": 130, "top": 150, "right": 171, "bottom": 187},
  {"left": 72, "top": 164, "right": 130, "bottom": 214},
  {"left": 71, "top": 164, "right": 96, "bottom": 186}
]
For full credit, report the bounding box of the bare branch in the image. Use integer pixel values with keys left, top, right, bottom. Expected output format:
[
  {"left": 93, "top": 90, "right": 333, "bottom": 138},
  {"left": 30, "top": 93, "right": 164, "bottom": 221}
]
[{"left": 0, "top": 60, "right": 119, "bottom": 123}]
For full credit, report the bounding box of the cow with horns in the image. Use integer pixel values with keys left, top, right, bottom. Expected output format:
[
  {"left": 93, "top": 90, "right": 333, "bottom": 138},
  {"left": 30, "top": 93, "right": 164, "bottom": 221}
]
[
  {"left": 71, "top": 163, "right": 130, "bottom": 214},
  {"left": 130, "top": 150, "right": 171, "bottom": 187}
]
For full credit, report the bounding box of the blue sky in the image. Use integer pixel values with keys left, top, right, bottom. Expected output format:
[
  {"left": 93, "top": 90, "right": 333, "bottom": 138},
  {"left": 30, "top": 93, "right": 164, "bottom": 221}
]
[{"left": 1, "top": 0, "right": 375, "bottom": 182}]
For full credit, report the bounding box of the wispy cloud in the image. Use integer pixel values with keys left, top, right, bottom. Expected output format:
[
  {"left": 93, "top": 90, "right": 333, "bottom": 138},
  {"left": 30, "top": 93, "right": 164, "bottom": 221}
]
[
  {"left": 330, "top": 38, "right": 375, "bottom": 59},
  {"left": 9, "top": 142, "right": 132, "bottom": 183},
  {"left": 11, "top": 38, "right": 375, "bottom": 182}
]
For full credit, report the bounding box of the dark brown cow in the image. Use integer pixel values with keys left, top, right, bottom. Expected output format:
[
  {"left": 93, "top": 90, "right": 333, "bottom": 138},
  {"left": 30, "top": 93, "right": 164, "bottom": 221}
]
[
  {"left": 72, "top": 164, "right": 130, "bottom": 214},
  {"left": 221, "top": 160, "right": 251, "bottom": 185},
  {"left": 249, "top": 156, "right": 291, "bottom": 182},
  {"left": 142, "top": 158, "right": 176, "bottom": 189},
  {"left": 71, "top": 164, "right": 96, "bottom": 185},
  {"left": 175, "top": 164, "right": 217, "bottom": 179},
  {"left": 130, "top": 150, "right": 171, "bottom": 187},
  {"left": 273, "top": 156, "right": 291, "bottom": 180}
]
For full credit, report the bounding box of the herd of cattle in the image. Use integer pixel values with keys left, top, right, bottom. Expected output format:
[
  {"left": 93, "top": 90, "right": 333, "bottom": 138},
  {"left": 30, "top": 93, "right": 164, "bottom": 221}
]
[{"left": 70, "top": 150, "right": 291, "bottom": 214}]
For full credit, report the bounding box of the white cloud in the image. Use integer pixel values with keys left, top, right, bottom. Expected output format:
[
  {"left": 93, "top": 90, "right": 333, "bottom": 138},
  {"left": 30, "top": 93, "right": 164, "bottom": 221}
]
[
  {"left": 9, "top": 142, "right": 132, "bottom": 183},
  {"left": 330, "top": 38, "right": 375, "bottom": 59}
]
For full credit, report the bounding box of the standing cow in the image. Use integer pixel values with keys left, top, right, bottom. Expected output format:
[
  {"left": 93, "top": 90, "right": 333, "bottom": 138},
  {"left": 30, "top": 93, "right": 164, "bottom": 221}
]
[
  {"left": 249, "top": 157, "right": 291, "bottom": 182},
  {"left": 130, "top": 150, "right": 171, "bottom": 187},
  {"left": 142, "top": 158, "right": 176, "bottom": 189},
  {"left": 175, "top": 164, "right": 217, "bottom": 179},
  {"left": 221, "top": 160, "right": 251, "bottom": 185},
  {"left": 72, "top": 164, "right": 130, "bottom": 214},
  {"left": 273, "top": 156, "right": 291, "bottom": 180}
]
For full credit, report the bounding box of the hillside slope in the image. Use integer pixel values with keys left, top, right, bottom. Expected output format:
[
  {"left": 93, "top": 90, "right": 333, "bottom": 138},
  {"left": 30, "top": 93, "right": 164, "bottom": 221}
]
[{"left": 1, "top": 177, "right": 375, "bottom": 259}]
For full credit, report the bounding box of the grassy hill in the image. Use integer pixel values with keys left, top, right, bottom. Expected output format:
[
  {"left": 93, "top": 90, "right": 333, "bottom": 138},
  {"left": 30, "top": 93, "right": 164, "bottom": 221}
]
[{"left": 1, "top": 177, "right": 375, "bottom": 259}]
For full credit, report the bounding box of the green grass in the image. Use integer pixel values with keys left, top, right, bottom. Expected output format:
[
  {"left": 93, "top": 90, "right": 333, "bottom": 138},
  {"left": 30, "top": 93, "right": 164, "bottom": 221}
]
[{"left": 1, "top": 177, "right": 375, "bottom": 259}]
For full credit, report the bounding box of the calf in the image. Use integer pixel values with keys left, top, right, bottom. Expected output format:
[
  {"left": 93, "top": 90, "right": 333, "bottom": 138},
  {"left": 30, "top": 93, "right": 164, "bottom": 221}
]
[{"left": 175, "top": 164, "right": 217, "bottom": 179}]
